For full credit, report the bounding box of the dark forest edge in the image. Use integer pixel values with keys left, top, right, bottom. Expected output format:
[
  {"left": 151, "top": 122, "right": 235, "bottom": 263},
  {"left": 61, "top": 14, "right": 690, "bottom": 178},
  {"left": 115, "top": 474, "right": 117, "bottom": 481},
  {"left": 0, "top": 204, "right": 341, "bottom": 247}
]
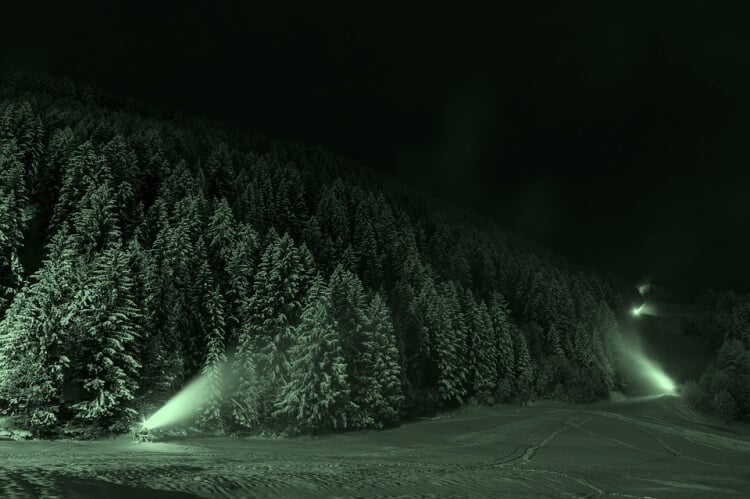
[
  {"left": 0, "top": 69, "right": 745, "bottom": 440},
  {"left": 680, "top": 290, "right": 750, "bottom": 423}
]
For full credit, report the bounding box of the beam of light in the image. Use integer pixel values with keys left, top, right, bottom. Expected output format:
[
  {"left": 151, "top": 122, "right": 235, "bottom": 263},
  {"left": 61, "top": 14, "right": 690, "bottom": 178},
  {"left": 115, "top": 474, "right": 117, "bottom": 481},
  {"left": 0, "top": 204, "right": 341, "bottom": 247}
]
[
  {"left": 631, "top": 301, "right": 659, "bottom": 317},
  {"left": 142, "top": 360, "right": 234, "bottom": 430},
  {"left": 142, "top": 374, "right": 211, "bottom": 430},
  {"left": 617, "top": 336, "right": 677, "bottom": 396},
  {"left": 631, "top": 353, "right": 676, "bottom": 395}
]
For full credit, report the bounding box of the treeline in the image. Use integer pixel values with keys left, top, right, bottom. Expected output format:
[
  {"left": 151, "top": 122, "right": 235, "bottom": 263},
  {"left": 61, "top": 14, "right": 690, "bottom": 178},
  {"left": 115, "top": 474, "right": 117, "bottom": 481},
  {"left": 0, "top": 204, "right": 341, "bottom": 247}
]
[
  {"left": 0, "top": 70, "right": 630, "bottom": 436},
  {"left": 682, "top": 290, "right": 750, "bottom": 423}
]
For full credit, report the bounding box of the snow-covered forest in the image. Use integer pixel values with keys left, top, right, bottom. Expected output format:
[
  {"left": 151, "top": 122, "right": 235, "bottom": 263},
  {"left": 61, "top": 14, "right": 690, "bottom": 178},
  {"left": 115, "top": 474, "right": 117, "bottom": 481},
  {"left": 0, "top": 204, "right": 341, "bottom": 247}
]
[{"left": 0, "top": 70, "right": 635, "bottom": 437}]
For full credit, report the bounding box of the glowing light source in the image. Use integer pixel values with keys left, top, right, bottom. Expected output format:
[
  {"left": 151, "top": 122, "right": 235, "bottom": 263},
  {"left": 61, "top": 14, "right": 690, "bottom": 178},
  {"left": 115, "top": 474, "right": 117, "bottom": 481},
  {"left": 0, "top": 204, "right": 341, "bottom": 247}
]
[{"left": 632, "top": 304, "right": 643, "bottom": 316}]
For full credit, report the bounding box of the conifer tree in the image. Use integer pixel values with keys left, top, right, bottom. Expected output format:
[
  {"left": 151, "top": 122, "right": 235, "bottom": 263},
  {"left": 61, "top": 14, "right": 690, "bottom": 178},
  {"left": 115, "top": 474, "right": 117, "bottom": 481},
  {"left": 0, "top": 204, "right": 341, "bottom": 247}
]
[
  {"left": 439, "top": 281, "right": 469, "bottom": 404},
  {"left": 126, "top": 237, "right": 172, "bottom": 405},
  {"left": 224, "top": 222, "right": 259, "bottom": 347},
  {"left": 301, "top": 215, "right": 324, "bottom": 261},
  {"left": 101, "top": 134, "right": 140, "bottom": 237},
  {"left": 316, "top": 181, "right": 350, "bottom": 271},
  {"left": 184, "top": 236, "right": 213, "bottom": 374},
  {"left": 546, "top": 323, "right": 564, "bottom": 357},
  {"left": 572, "top": 323, "right": 594, "bottom": 368},
  {"left": 352, "top": 202, "right": 383, "bottom": 288},
  {"left": 197, "top": 284, "right": 228, "bottom": 429},
  {"left": 51, "top": 140, "right": 111, "bottom": 236},
  {"left": 0, "top": 137, "right": 30, "bottom": 314},
  {"left": 206, "top": 197, "right": 237, "bottom": 279},
  {"left": 71, "top": 182, "right": 121, "bottom": 256},
  {"left": 70, "top": 242, "right": 142, "bottom": 428},
  {"left": 467, "top": 299, "right": 498, "bottom": 404},
  {"left": 328, "top": 265, "right": 371, "bottom": 427},
  {"left": 513, "top": 327, "right": 534, "bottom": 404},
  {"left": 0, "top": 228, "right": 78, "bottom": 429},
  {"left": 233, "top": 231, "right": 310, "bottom": 426},
  {"left": 489, "top": 292, "right": 516, "bottom": 401},
  {"left": 365, "top": 292, "right": 404, "bottom": 425},
  {"left": 274, "top": 276, "right": 351, "bottom": 433}
]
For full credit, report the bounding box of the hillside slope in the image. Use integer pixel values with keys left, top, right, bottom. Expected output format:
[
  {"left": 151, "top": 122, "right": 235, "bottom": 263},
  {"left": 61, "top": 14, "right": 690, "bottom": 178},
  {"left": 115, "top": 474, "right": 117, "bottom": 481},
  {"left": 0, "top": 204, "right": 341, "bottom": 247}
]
[{"left": 1, "top": 70, "right": 634, "bottom": 436}]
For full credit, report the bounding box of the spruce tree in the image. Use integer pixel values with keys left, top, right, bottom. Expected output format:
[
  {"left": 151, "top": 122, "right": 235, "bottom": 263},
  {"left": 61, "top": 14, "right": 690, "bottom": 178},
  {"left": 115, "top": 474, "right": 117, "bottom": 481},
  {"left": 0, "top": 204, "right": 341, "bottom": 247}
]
[
  {"left": 233, "top": 231, "right": 310, "bottom": 427},
  {"left": 70, "top": 242, "right": 142, "bottom": 428},
  {"left": 197, "top": 283, "right": 228, "bottom": 429},
  {"left": 365, "top": 292, "right": 404, "bottom": 425},
  {"left": 224, "top": 222, "right": 259, "bottom": 347},
  {"left": 0, "top": 137, "right": 31, "bottom": 314},
  {"left": 206, "top": 197, "right": 237, "bottom": 279},
  {"left": 352, "top": 202, "right": 383, "bottom": 288},
  {"left": 468, "top": 299, "right": 498, "bottom": 404},
  {"left": 489, "top": 292, "right": 516, "bottom": 401},
  {"left": 439, "top": 281, "right": 469, "bottom": 405},
  {"left": 0, "top": 227, "right": 78, "bottom": 429},
  {"left": 274, "top": 277, "right": 351, "bottom": 433},
  {"left": 71, "top": 182, "right": 121, "bottom": 256},
  {"left": 513, "top": 327, "right": 534, "bottom": 404},
  {"left": 328, "top": 265, "right": 371, "bottom": 427},
  {"left": 50, "top": 141, "right": 111, "bottom": 236}
]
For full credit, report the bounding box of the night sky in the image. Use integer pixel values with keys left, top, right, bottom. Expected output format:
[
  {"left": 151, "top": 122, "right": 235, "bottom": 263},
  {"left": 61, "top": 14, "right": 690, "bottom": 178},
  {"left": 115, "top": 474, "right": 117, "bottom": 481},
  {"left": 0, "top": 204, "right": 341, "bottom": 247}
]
[{"left": 3, "top": 1, "right": 749, "bottom": 301}]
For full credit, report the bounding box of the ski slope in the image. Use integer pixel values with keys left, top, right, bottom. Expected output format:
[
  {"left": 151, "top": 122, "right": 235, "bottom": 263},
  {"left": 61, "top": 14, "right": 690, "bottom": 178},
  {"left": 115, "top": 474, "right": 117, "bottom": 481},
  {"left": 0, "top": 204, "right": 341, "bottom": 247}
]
[{"left": 1, "top": 396, "right": 748, "bottom": 498}]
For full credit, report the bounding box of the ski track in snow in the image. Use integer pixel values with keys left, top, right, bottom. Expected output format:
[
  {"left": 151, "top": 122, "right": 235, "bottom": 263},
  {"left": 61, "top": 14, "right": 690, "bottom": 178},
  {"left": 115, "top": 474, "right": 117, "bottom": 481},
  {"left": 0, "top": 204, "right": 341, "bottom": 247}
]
[{"left": 1, "top": 400, "right": 749, "bottom": 498}]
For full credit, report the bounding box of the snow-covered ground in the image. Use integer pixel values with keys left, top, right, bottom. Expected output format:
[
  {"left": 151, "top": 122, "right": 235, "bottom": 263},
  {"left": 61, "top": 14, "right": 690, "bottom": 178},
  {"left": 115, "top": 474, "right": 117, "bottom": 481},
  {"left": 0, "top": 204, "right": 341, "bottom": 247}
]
[{"left": 1, "top": 395, "right": 748, "bottom": 498}]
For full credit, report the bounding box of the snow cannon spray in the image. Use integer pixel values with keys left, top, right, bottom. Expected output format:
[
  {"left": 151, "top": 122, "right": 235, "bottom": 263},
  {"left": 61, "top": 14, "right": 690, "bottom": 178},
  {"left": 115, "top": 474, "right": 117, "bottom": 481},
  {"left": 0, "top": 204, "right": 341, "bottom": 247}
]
[
  {"left": 138, "top": 360, "right": 235, "bottom": 437},
  {"left": 617, "top": 334, "right": 677, "bottom": 396}
]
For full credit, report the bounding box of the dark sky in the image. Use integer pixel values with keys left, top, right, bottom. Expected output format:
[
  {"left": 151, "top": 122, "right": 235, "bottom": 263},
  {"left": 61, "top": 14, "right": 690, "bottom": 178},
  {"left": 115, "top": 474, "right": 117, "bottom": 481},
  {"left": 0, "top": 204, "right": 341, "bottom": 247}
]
[{"left": 3, "top": 1, "right": 749, "bottom": 301}]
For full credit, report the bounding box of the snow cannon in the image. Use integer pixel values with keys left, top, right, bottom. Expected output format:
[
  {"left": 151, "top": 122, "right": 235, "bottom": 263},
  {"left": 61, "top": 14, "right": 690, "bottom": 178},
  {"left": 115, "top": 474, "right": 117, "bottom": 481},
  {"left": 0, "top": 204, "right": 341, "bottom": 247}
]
[{"left": 132, "top": 423, "right": 154, "bottom": 444}]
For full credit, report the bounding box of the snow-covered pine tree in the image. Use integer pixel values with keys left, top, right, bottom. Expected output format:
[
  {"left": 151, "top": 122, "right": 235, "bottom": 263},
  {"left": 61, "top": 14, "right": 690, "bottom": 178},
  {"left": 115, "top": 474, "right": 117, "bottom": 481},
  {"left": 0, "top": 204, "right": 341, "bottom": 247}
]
[
  {"left": 184, "top": 235, "right": 212, "bottom": 375},
  {"left": 150, "top": 212, "right": 193, "bottom": 389},
  {"left": 572, "top": 322, "right": 594, "bottom": 368},
  {"left": 390, "top": 247, "right": 432, "bottom": 401},
  {"left": 546, "top": 323, "right": 564, "bottom": 358},
  {"left": 352, "top": 200, "right": 384, "bottom": 289},
  {"left": 206, "top": 197, "right": 237, "bottom": 280},
  {"left": 315, "top": 181, "right": 350, "bottom": 273},
  {"left": 197, "top": 283, "right": 228, "bottom": 430},
  {"left": 365, "top": 292, "right": 404, "bottom": 424},
  {"left": 224, "top": 222, "right": 259, "bottom": 347},
  {"left": 250, "top": 232, "right": 308, "bottom": 384},
  {"left": 233, "top": 231, "right": 310, "bottom": 427},
  {"left": 126, "top": 237, "right": 173, "bottom": 407},
  {"left": 50, "top": 141, "right": 111, "bottom": 237},
  {"left": 438, "top": 280, "right": 469, "bottom": 405},
  {"left": 0, "top": 100, "right": 44, "bottom": 180},
  {"left": 71, "top": 182, "right": 122, "bottom": 257},
  {"left": 301, "top": 215, "right": 324, "bottom": 263},
  {"left": 468, "top": 298, "right": 498, "bottom": 405},
  {"left": 488, "top": 292, "right": 515, "bottom": 402},
  {"left": 0, "top": 137, "right": 30, "bottom": 315},
  {"left": 101, "top": 135, "right": 140, "bottom": 239},
  {"left": 273, "top": 276, "right": 351, "bottom": 433},
  {"left": 328, "top": 265, "right": 367, "bottom": 424},
  {"left": 513, "top": 326, "right": 534, "bottom": 404},
  {"left": 205, "top": 143, "right": 237, "bottom": 198},
  {"left": 70, "top": 241, "right": 142, "bottom": 429},
  {"left": 0, "top": 227, "right": 78, "bottom": 429}
]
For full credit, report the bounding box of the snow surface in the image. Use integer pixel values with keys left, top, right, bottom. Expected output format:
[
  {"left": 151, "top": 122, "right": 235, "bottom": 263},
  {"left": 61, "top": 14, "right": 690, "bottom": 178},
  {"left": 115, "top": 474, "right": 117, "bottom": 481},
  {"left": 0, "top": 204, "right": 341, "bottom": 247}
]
[{"left": 1, "top": 395, "right": 748, "bottom": 498}]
